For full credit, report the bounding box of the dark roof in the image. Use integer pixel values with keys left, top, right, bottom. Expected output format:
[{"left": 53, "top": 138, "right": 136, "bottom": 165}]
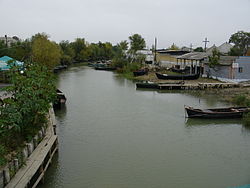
[{"left": 157, "top": 50, "right": 190, "bottom": 56}]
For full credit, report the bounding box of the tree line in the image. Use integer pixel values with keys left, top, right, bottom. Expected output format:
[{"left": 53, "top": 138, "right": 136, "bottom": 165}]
[{"left": 0, "top": 33, "right": 146, "bottom": 70}]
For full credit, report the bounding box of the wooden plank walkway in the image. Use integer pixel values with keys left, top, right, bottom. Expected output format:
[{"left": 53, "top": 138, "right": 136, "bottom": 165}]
[{"left": 5, "top": 108, "right": 58, "bottom": 188}]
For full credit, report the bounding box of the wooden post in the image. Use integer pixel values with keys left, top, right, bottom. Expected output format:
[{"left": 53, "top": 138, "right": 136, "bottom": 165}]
[{"left": 3, "top": 167, "right": 10, "bottom": 185}]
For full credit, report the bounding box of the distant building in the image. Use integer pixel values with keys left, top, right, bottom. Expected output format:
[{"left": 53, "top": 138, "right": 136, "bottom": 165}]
[
  {"left": 0, "top": 36, "right": 20, "bottom": 47},
  {"left": 136, "top": 50, "right": 154, "bottom": 64},
  {"left": 156, "top": 50, "right": 190, "bottom": 67},
  {"left": 206, "top": 42, "right": 233, "bottom": 55},
  {"left": 203, "top": 56, "right": 250, "bottom": 82}
]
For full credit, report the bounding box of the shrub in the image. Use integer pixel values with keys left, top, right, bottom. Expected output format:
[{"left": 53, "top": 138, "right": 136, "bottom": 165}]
[
  {"left": 233, "top": 95, "right": 248, "bottom": 106},
  {"left": 0, "top": 145, "right": 7, "bottom": 166}
]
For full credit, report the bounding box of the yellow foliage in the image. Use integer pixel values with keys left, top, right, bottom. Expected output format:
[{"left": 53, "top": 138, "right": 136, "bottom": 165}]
[{"left": 32, "top": 35, "right": 61, "bottom": 69}]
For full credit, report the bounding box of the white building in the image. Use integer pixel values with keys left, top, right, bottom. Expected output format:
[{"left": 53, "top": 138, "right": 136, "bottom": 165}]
[{"left": 0, "top": 36, "right": 20, "bottom": 47}]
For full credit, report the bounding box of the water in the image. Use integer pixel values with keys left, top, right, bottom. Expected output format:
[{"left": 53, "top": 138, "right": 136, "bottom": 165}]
[{"left": 40, "top": 65, "right": 250, "bottom": 188}]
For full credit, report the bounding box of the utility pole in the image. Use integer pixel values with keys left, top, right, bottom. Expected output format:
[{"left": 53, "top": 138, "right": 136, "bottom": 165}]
[
  {"left": 203, "top": 37, "right": 209, "bottom": 52},
  {"left": 154, "top": 37, "right": 157, "bottom": 64},
  {"left": 5, "top": 35, "right": 8, "bottom": 47},
  {"left": 190, "top": 43, "right": 193, "bottom": 51}
]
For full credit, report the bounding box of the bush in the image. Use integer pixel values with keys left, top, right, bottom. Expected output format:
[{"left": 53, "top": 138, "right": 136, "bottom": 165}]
[
  {"left": 0, "top": 145, "right": 7, "bottom": 166},
  {"left": 233, "top": 95, "right": 250, "bottom": 106}
]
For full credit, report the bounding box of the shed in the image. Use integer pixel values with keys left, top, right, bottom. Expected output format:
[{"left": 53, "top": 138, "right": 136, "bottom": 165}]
[{"left": 176, "top": 52, "right": 209, "bottom": 74}]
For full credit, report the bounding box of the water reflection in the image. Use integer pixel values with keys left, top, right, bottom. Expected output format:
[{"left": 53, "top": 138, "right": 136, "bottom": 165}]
[
  {"left": 54, "top": 105, "right": 67, "bottom": 120},
  {"left": 185, "top": 118, "right": 242, "bottom": 127}
]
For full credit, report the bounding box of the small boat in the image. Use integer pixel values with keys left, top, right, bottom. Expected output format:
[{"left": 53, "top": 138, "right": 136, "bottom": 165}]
[
  {"left": 155, "top": 73, "right": 199, "bottom": 80},
  {"left": 185, "top": 105, "right": 249, "bottom": 118},
  {"left": 171, "top": 67, "right": 190, "bottom": 74},
  {"left": 136, "top": 81, "right": 159, "bottom": 89},
  {"left": 133, "top": 69, "right": 148, "bottom": 77},
  {"left": 94, "top": 66, "right": 116, "bottom": 71},
  {"left": 53, "top": 89, "right": 67, "bottom": 109}
]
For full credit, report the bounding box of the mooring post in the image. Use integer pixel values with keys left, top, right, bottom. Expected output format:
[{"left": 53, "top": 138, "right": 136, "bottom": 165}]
[{"left": 3, "top": 167, "right": 10, "bottom": 185}]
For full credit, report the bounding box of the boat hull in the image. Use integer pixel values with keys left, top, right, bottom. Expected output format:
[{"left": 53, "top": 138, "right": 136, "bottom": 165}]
[
  {"left": 185, "top": 106, "right": 248, "bottom": 118},
  {"left": 156, "top": 73, "right": 199, "bottom": 80},
  {"left": 133, "top": 70, "right": 148, "bottom": 77}
]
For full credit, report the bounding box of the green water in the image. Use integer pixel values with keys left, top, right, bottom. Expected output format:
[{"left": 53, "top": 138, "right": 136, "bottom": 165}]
[{"left": 39, "top": 65, "right": 250, "bottom": 188}]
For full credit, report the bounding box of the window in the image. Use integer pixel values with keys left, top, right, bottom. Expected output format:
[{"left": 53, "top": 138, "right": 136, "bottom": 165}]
[{"left": 238, "top": 67, "right": 243, "bottom": 73}]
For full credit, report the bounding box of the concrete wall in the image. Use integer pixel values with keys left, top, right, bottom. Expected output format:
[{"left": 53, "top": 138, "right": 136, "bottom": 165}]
[
  {"left": 204, "top": 56, "right": 250, "bottom": 82},
  {"left": 234, "top": 56, "right": 250, "bottom": 80},
  {"left": 204, "top": 64, "right": 231, "bottom": 79}
]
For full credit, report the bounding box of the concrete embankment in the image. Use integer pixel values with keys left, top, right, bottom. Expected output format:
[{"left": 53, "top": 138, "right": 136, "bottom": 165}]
[{"left": 0, "top": 107, "right": 58, "bottom": 188}]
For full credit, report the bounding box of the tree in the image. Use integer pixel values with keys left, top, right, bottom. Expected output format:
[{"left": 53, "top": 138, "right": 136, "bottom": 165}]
[
  {"left": 10, "top": 39, "right": 32, "bottom": 62},
  {"left": 59, "top": 40, "right": 75, "bottom": 65},
  {"left": 194, "top": 47, "right": 204, "bottom": 52},
  {"left": 118, "top": 40, "right": 128, "bottom": 51},
  {"left": 70, "top": 38, "right": 87, "bottom": 62},
  {"left": 32, "top": 33, "right": 61, "bottom": 69},
  {"left": 0, "top": 63, "right": 56, "bottom": 150},
  {"left": 128, "top": 34, "right": 146, "bottom": 55},
  {"left": 229, "top": 31, "right": 250, "bottom": 56},
  {"left": 169, "top": 43, "right": 179, "bottom": 50},
  {"left": 208, "top": 48, "right": 220, "bottom": 68}
]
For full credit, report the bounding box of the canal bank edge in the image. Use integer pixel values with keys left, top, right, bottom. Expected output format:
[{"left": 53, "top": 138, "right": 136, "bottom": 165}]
[{"left": 0, "top": 107, "right": 58, "bottom": 188}]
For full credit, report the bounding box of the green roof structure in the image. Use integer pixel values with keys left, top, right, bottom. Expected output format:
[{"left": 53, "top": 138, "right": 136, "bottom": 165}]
[{"left": 0, "top": 56, "right": 24, "bottom": 71}]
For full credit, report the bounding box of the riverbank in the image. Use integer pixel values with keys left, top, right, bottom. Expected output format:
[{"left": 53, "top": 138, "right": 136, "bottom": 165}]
[{"left": 1, "top": 107, "right": 58, "bottom": 188}]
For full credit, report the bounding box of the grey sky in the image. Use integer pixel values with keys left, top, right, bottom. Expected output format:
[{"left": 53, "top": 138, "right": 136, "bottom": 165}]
[{"left": 0, "top": 0, "right": 249, "bottom": 49}]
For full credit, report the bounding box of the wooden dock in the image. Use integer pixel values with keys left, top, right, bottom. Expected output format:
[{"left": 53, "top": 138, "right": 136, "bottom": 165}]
[{"left": 4, "top": 108, "right": 58, "bottom": 188}]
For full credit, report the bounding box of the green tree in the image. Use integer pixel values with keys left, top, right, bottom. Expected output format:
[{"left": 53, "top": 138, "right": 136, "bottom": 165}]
[
  {"left": 169, "top": 43, "right": 179, "bottom": 50},
  {"left": 194, "top": 47, "right": 204, "bottom": 52},
  {"left": 59, "top": 40, "right": 75, "bottom": 65},
  {"left": 128, "top": 34, "right": 146, "bottom": 56},
  {"left": 0, "top": 63, "right": 56, "bottom": 150},
  {"left": 208, "top": 48, "right": 220, "bottom": 68},
  {"left": 32, "top": 33, "right": 61, "bottom": 69},
  {"left": 70, "top": 38, "right": 87, "bottom": 62},
  {"left": 229, "top": 31, "right": 250, "bottom": 56},
  {"left": 118, "top": 40, "right": 128, "bottom": 51},
  {"left": 10, "top": 39, "right": 32, "bottom": 62}
]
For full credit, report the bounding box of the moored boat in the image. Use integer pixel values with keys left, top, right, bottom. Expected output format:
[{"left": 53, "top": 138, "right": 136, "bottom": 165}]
[
  {"left": 53, "top": 89, "right": 67, "bottom": 109},
  {"left": 171, "top": 67, "right": 190, "bottom": 74},
  {"left": 155, "top": 72, "right": 199, "bottom": 80},
  {"left": 94, "top": 66, "right": 116, "bottom": 71},
  {"left": 185, "top": 105, "right": 249, "bottom": 118},
  {"left": 136, "top": 81, "right": 159, "bottom": 89},
  {"left": 133, "top": 69, "right": 149, "bottom": 77}
]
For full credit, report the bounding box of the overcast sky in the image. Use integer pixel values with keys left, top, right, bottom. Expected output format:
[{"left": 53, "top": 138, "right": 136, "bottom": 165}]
[{"left": 0, "top": 0, "right": 249, "bottom": 49}]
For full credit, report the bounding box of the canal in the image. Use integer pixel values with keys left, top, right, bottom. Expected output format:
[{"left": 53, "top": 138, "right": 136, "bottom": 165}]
[{"left": 40, "top": 65, "right": 250, "bottom": 188}]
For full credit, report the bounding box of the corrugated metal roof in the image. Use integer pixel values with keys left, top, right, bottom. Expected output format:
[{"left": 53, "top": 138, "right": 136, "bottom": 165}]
[{"left": 177, "top": 52, "right": 209, "bottom": 60}]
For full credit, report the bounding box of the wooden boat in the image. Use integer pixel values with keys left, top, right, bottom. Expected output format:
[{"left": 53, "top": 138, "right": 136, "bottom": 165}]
[
  {"left": 53, "top": 89, "right": 67, "bottom": 109},
  {"left": 155, "top": 72, "right": 199, "bottom": 80},
  {"left": 171, "top": 67, "right": 190, "bottom": 74},
  {"left": 94, "top": 66, "right": 116, "bottom": 71},
  {"left": 133, "top": 69, "right": 148, "bottom": 77},
  {"left": 136, "top": 81, "right": 159, "bottom": 89},
  {"left": 185, "top": 105, "right": 249, "bottom": 118}
]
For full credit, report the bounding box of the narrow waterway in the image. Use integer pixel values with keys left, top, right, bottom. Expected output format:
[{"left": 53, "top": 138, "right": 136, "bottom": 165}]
[{"left": 40, "top": 65, "right": 250, "bottom": 188}]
